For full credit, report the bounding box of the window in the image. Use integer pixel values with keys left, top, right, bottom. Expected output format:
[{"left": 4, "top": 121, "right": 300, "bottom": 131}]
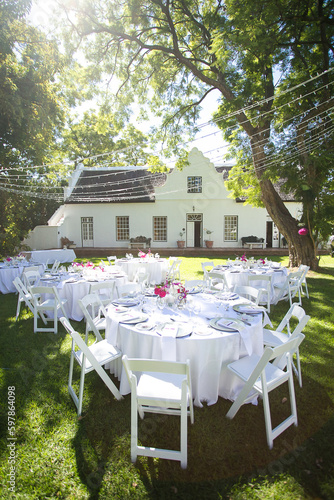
[
  {"left": 153, "top": 216, "right": 167, "bottom": 242},
  {"left": 116, "top": 216, "right": 129, "bottom": 241},
  {"left": 224, "top": 215, "right": 238, "bottom": 242},
  {"left": 81, "top": 217, "right": 93, "bottom": 242},
  {"left": 187, "top": 176, "right": 202, "bottom": 193}
]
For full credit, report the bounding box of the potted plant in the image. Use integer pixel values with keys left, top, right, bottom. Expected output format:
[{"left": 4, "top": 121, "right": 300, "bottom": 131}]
[
  {"left": 204, "top": 229, "right": 214, "bottom": 248},
  {"left": 177, "top": 228, "right": 186, "bottom": 248}
]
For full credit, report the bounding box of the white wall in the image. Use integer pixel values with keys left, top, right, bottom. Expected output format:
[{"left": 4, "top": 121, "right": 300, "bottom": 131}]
[
  {"left": 24, "top": 148, "right": 303, "bottom": 249},
  {"left": 23, "top": 225, "right": 59, "bottom": 250}
]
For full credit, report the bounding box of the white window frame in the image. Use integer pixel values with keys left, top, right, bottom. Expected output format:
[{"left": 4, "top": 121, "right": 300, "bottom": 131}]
[
  {"left": 116, "top": 216, "right": 129, "bottom": 241},
  {"left": 153, "top": 216, "right": 167, "bottom": 242},
  {"left": 224, "top": 215, "right": 238, "bottom": 242},
  {"left": 187, "top": 176, "right": 202, "bottom": 193}
]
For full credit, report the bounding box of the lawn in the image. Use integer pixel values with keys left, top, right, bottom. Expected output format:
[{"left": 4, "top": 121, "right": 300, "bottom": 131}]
[{"left": 0, "top": 254, "right": 334, "bottom": 499}]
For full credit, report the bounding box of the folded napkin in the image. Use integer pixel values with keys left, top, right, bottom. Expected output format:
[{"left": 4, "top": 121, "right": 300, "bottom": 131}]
[
  {"left": 217, "top": 318, "right": 252, "bottom": 355},
  {"left": 113, "top": 298, "right": 138, "bottom": 306},
  {"left": 160, "top": 323, "right": 177, "bottom": 361}
]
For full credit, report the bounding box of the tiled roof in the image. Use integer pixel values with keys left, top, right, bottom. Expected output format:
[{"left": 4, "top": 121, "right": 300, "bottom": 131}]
[{"left": 64, "top": 168, "right": 167, "bottom": 204}]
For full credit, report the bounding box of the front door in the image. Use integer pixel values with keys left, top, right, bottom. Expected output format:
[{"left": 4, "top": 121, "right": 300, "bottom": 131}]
[
  {"left": 186, "top": 213, "right": 203, "bottom": 247},
  {"left": 81, "top": 217, "right": 94, "bottom": 247}
]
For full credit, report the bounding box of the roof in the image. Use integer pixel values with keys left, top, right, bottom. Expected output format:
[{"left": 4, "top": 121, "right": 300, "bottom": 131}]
[{"left": 64, "top": 168, "right": 168, "bottom": 204}]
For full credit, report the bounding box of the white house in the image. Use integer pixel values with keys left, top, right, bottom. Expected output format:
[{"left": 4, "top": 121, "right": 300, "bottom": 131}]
[{"left": 24, "top": 148, "right": 301, "bottom": 250}]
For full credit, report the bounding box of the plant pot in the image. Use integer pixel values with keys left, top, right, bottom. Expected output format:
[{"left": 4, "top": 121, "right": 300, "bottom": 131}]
[
  {"left": 205, "top": 240, "right": 213, "bottom": 248},
  {"left": 177, "top": 240, "right": 185, "bottom": 248}
]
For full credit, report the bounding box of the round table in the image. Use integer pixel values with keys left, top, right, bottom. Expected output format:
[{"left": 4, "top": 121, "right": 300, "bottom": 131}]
[
  {"left": 0, "top": 263, "right": 45, "bottom": 294},
  {"left": 105, "top": 292, "right": 264, "bottom": 407},
  {"left": 212, "top": 264, "right": 288, "bottom": 303}
]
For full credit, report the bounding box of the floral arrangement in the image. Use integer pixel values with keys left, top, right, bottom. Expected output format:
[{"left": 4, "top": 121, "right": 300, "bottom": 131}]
[
  {"left": 70, "top": 261, "right": 102, "bottom": 272},
  {"left": 138, "top": 248, "right": 152, "bottom": 258},
  {"left": 258, "top": 258, "right": 266, "bottom": 264},
  {"left": 154, "top": 280, "right": 188, "bottom": 304},
  {"left": 240, "top": 253, "right": 247, "bottom": 262}
]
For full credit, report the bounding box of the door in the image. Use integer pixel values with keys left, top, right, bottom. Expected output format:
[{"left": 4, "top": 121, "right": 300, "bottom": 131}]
[
  {"left": 81, "top": 217, "right": 94, "bottom": 247},
  {"left": 266, "top": 221, "right": 273, "bottom": 248},
  {"left": 186, "top": 214, "right": 203, "bottom": 247}
]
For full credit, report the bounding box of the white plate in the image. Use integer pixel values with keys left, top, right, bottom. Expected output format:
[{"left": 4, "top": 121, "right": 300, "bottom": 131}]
[
  {"left": 209, "top": 317, "right": 244, "bottom": 332},
  {"left": 217, "top": 292, "right": 238, "bottom": 300},
  {"left": 156, "top": 322, "right": 192, "bottom": 338},
  {"left": 233, "top": 303, "right": 263, "bottom": 315},
  {"left": 112, "top": 298, "right": 140, "bottom": 307},
  {"left": 135, "top": 322, "right": 154, "bottom": 331},
  {"left": 194, "top": 327, "right": 212, "bottom": 336}
]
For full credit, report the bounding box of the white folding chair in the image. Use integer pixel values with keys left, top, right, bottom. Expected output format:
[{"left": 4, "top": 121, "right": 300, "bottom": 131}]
[
  {"left": 116, "top": 283, "right": 142, "bottom": 298},
  {"left": 13, "top": 276, "right": 34, "bottom": 320},
  {"left": 107, "top": 256, "right": 117, "bottom": 265},
  {"left": 234, "top": 285, "right": 265, "bottom": 306},
  {"left": 22, "top": 269, "right": 41, "bottom": 288},
  {"left": 263, "top": 304, "right": 310, "bottom": 387},
  {"left": 60, "top": 318, "right": 122, "bottom": 416},
  {"left": 226, "top": 334, "right": 305, "bottom": 449},
  {"left": 272, "top": 270, "right": 303, "bottom": 306},
  {"left": 122, "top": 355, "right": 194, "bottom": 469},
  {"left": 167, "top": 259, "right": 182, "bottom": 281},
  {"left": 89, "top": 281, "right": 116, "bottom": 306},
  {"left": 247, "top": 274, "right": 272, "bottom": 312},
  {"left": 298, "top": 265, "right": 310, "bottom": 298},
  {"left": 78, "top": 294, "right": 108, "bottom": 341},
  {"left": 207, "top": 271, "right": 230, "bottom": 291},
  {"left": 50, "top": 260, "right": 60, "bottom": 273},
  {"left": 30, "top": 285, "right": 69, "bottom": 334},
  {"left": 201, "top": 261, "right": 215, "bottom": 281}
]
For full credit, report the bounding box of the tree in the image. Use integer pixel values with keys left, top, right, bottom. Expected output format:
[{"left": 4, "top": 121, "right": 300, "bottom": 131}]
[
  {"left": 0, "top": 0, "right": 66, "bottom": 254},
  {"left": 57, "top": 0, "right": 334, "bottom": 269}
]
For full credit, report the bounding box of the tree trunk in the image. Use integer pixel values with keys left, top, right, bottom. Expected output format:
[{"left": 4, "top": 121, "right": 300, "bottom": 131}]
[{"left": 251, "top": 141, "right": 319, "bottom": 270}]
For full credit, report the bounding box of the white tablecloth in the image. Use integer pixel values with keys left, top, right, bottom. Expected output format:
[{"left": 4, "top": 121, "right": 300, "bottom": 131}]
[
  {"left": 115, "top": 257, "right": 168, "bottom": 283},
  {"left": 105, "top": 293, "right": 264, "bottom": 407},
  {"left": 213, "top": 265, "right": 288, "bottom": 303},
  {"left": 31, "top": 249, "right": 76, "bottom": 264},
  {"left": 42, "top": 272, "right": 127, "bottom": 321},
  {"left": 0, "top": 264, "right": 45, "bottom": 294}
]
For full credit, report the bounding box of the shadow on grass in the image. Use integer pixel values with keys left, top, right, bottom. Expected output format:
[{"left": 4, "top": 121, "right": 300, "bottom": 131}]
[{"left": 72, "top": 369, "right": 334, "bottom": 498}]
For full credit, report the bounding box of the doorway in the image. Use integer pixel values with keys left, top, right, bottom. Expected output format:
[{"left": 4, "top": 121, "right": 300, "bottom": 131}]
[
  {"left": 81, "top": 217, "right": 94, "bottom": 247},
  {"left": 186, "top": 213, "right": 203, "bottom": 247},
  {"left": 266, "top": 221, "right": 273, "bottom": 248}
]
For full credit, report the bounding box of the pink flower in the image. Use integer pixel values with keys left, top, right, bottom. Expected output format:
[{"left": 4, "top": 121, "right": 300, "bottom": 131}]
[
  {"left": 298, "top": 228, "right": 309, "bottom": 236},
  {"left": 6, "top": 257, "right": 12, "bottom": 262},
  {"left": 241, "top": 253, "right": 247, "bottom": 262}
]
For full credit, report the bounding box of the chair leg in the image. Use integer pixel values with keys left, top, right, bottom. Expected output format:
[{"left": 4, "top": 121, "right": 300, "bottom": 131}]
[
  {"left": 261, "top": 376, "right": 274, "bottom": 449},
  {"left": 16, "top": 298, "right": 21, "bottom": 320},
  {"left": 180, "top": 390, "right": 188, "bottom": 468},
  {"left": 77, "top": 361, "right": 86, "bottom": 416},
  {"left": 131, "top": 391, "right": 138, "bottom": 463}
]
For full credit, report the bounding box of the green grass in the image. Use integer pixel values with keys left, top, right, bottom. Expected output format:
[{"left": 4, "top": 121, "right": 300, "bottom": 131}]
[{"left": 0, "top": 254, "right": 334, "bottom": 499}]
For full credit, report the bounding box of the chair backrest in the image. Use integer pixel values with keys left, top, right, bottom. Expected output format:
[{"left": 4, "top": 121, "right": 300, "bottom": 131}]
[
  {"left": 270, "top": 333, "right": 305, "bottom": 370},
  {"left": 234, "top": 285, "right": 261, "bottom": 304},
  {"left": 107, "top": 256, "right": 117, "bottom": 265},
  {"left": 117, "top": 283, "right": 142, "bottom": 298},
  {"left": 78, "top": 293, "right": 106, "bottom": 341},
  {"left": 122, "top": 356, "right": 192, "bottom": 392},
  {"left": 30, "top": 284, "right": 57, "bottom": 300},
  {"left": 23, "top": 270, "right": 41, "bottom": 288},
  {"left": 276, "top": 304, "right": 310, "bottom": 336},
  {"left": 201, "top": 261, "right": 214, "bottom": 277},
  {"left": 13, "top": 276, "right": 34, "bottom": 310},
  {"left": 89, "top": 281, "right": 116, "bottom": 300},
  {"left": 248, "top": 274, "right": 272, "bottom": 286},
  {"left": 207, "top": 271, "right": 228, "bottom": 287}
]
